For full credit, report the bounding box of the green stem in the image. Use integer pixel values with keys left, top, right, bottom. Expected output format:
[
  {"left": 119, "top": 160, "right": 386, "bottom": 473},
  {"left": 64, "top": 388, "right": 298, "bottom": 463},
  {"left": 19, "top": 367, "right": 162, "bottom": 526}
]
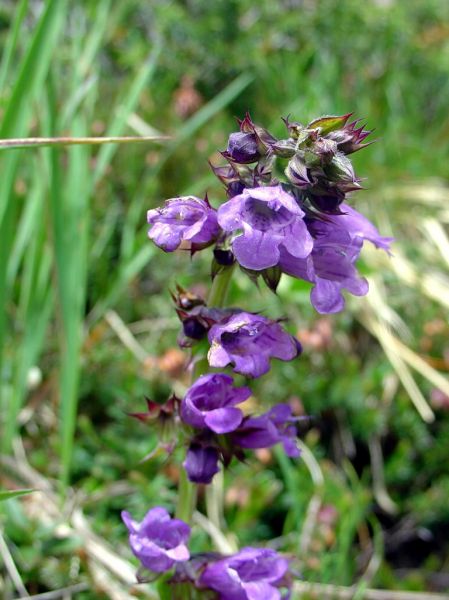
[
  {"left": 175, "top": 263, "right": 235, "bottom": 524},
  {"left": 175, "top": 467, "right": 197, "bottom": 522},
  {"left": 207, "top": 263, "right": 235, "bottom": 309}
]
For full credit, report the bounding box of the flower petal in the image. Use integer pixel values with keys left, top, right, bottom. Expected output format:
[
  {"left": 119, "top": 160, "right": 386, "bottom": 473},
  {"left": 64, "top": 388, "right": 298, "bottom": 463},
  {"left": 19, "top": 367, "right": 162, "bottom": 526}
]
[{"left": 205, "top": 407, "right": 243, "bottom": 433}]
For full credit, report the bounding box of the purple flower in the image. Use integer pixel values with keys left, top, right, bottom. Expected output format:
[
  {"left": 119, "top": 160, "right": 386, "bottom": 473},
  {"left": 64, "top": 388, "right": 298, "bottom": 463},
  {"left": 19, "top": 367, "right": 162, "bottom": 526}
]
[
  {"left": 279, "top": 204, "right": 392, "bottom": 313},
  {"left": 121, "top": 507, "right": 190, "bottom": 573},
  {"left": 232, "top": 403, "right": 300, "bottom": 458},
  {"left": 328, "top": 203, "right": 394, "bottom": 253},
  {"left": 279, "top": 227, "right": 367, "bottom": 314},
  {"left": 217, "top": 186, "right": 313, "bottom": 271},
  {"left": 199, "top": 547, "right": 290, "bottom": 600},
  {"left": 208, "top": 312, "right": 302, "bottom": 378},
  {"left": 184, "top": 442, "right": 220, "bottom": 484},
  {"left": 147, "top": 196, "right": 219, "bottom": 252},
  {"left": 181, "top": 373, "right": 251, "bottom": 434}
]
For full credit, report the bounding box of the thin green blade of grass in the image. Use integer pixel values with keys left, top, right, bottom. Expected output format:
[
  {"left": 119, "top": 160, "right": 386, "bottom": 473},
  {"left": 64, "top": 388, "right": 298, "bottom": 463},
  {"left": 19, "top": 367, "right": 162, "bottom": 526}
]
[
  {"left": 0, "top": 0, "right": 67, "bottom": 430},
  {"left": 5, "top": 240, "right": 53, "bottom": 451},
  {"left": 77, "top": 0, "right": 113, "bottom": 80},
  {"left": 0, "top": 0, "right": 29, "bottom": 92},
  {"left": 0, "top": 136, "right": 170, "bottom": 150},
  {"left": 0, "top": 489, "right": 34, "bottom": 502},
  {"left": 48, "top": 118, "right": 92, "bottom": 486},
  {"left": 93, "top": 42, "right": 162, "bottom": 184}
]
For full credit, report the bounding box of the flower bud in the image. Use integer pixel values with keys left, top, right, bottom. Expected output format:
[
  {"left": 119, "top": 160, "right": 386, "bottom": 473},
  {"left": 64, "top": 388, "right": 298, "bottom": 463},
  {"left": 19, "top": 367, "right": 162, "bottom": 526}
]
[
  {"left": 225, "top": 131, "right": 261, "bottom": 164},
  {"left": 222, "top": 113, "right": 276, "bottom": 165},
  {"left": 308, "top": 187, "right": 346, "bottom": 214},
  {"left": 285, "top": 154, "right": 311, "bottom": 187},
  {"left": 184, "top": 442, "right": 220, "bottom": 484},
  {"left": 327, "top": 119, "right": 373, "bottom": 154}
]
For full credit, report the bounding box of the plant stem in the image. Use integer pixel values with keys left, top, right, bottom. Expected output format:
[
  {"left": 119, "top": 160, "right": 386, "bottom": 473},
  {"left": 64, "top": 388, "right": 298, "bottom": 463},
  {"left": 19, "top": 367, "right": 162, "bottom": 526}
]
[
  {"left": 175, "top": 467, "right": 197, "bottom": 522},
  {"left": 175, "top": 263, "right": 235, "bottom": 524},
  {"left": 207, "top": 263, "right": 235, "bottom": 308}
]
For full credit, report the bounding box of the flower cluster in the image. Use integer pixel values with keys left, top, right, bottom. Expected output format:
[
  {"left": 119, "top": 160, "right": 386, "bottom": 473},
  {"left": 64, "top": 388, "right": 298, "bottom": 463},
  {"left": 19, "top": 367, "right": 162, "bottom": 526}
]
[
  {"left": 122, "top": 507, "right": 291, "bottom": 598},
  {"left": 148, "top": 113, "right": 392, "bottom": 313},
  {"left": 121, "top": 112, "right": 392, "bottom": 598}
]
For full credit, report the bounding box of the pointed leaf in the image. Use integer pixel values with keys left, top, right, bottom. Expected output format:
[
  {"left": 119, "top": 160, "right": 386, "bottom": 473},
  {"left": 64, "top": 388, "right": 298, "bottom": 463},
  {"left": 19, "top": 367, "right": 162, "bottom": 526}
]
[
  {"left": 0, "top": 489, "right": 34, "bottom": 502},
  {"left": 307, "top": 113, "right": 352, "bottom": 135}
]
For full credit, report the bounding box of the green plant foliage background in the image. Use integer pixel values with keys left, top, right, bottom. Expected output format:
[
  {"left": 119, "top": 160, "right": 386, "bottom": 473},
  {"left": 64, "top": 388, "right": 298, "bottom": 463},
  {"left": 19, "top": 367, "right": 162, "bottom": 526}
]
[{"left": 1, "top": 0, "right": 449, "bottom": 597}]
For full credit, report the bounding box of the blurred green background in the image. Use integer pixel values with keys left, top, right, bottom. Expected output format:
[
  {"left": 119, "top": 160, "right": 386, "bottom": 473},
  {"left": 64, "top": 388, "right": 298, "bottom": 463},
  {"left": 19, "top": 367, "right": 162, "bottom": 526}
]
[{"left": 1, "top": 0, "right": 449, "bottom": 598}]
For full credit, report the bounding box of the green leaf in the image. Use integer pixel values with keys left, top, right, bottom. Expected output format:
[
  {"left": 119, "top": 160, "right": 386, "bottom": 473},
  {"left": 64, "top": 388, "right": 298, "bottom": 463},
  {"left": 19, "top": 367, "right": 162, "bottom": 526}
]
[
  {"left": 0, "top": 489, "right": 34, "bottom": 502},
  {"left": 307, "top": 113, "right": 352, "bottom": 135}
]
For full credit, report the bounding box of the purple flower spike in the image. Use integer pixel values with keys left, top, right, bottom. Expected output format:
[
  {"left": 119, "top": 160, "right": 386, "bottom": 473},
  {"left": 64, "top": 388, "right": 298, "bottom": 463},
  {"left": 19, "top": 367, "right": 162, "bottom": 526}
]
[
  {"left": 121, "top": 507, "right": 190, "bottom": 573},
  {"left": 184, "top": 443, "right": 220, "bottom": 484},
  {"left": 232, "top": 403, "right": 300, "bottom": 458},
  {"left": 199, "top": 547, "right": 290, "bottom": 600},
  {"left": 147, "top": 196, "right": 219, "bottom": 252},
  {"left": 217, "top": 186, "right": 313, "bottom": 271},
  {"left": 208, "top": 312, "right": 301, "bottom": 378},
  {"left": 181, "top": 373, "right": 251, "bottom": 434}
]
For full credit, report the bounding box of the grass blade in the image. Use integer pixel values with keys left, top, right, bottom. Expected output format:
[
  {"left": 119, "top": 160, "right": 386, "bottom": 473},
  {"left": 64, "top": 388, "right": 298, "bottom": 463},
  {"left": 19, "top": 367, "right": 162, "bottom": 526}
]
[{"left": 0, "top": 135, "right": 169, "bottom": 150}]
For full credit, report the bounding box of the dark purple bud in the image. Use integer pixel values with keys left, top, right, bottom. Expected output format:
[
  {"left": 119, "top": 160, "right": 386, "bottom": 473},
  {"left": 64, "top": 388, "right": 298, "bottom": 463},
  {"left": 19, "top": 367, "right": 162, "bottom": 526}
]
[
  {"left": 213, "top": 248, "right": 235, "bottom": 266},
  {"left": 308, "top": 188, "right": 346, "bottom": 214},
  {"left": 225, "top": 131, "right": 261, "bottom": 164},
  {"left": 222, "top": 113, "right": 277, "bottom": 165},
  {"left": 174, "top": 290, "right": 234, "bottom": 345},
  {"left": 184, "top": 443, "right": 220, "bottom": 484},
  {"left": 121, "top": 507, "right": 190, "bottom": 573},
  {"left": 182, "top": 317, "right": 208, "bottom": 340},
  {"left": 227, "top": 180, "right": 246, "bottom": 198}
]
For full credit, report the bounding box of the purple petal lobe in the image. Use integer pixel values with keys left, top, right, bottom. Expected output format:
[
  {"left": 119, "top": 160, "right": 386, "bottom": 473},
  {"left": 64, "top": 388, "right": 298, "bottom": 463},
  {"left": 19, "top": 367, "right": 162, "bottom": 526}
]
[
  {"left": 233, "top": 229, "right": 281, "bottom": 270},
  {"left": 204, "top": 407, "right": 243, "bottom": 434}
]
